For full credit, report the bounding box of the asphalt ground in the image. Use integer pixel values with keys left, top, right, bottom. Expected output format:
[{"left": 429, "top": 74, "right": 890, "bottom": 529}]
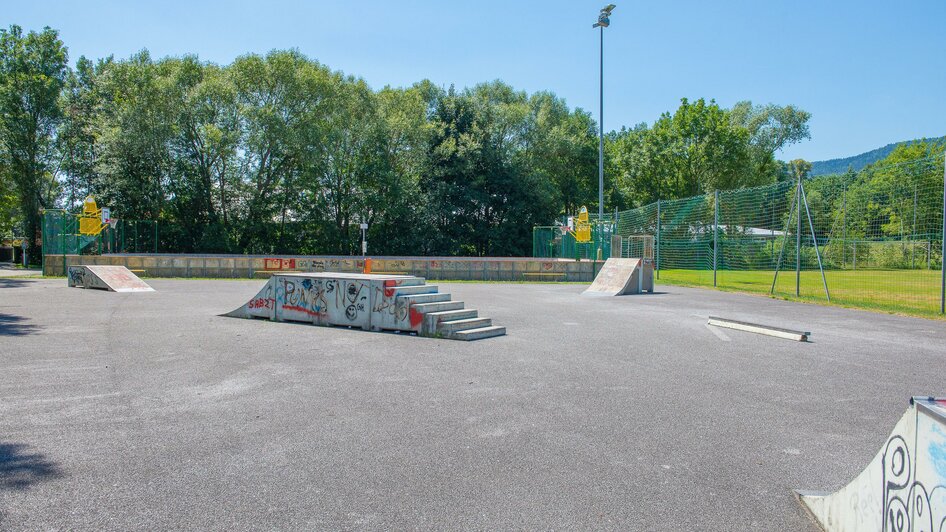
[{"left": 1, "top": 277, "right": 944, "bottom": 530}]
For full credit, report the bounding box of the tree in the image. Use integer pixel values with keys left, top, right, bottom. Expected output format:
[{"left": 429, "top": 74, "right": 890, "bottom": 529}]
[
  {"left": 165, "top": 57, "right": 240, "bottom": 252},
  {"left": 730, "top": 101, "right": 811, "bottom": 183},
  {"left": 522, "top": 92, "right": 597, "bottom": 216},
  {"left": 610, "top": 98, "right": 752, "bottom": 206},
  {"left": 0, "top": 155, "right": 16, "bottom": 237},
  {"left": 230, "top": 50, "right": 335, "bottom": 253},
  {"left": 92, "top": 51, "right": 174, "bottom": 221},
  {"left": 422, "top": 81, "right": 558, "bottom": 256},
  {"left": 57, "top": 55, "right": 100, "bottom": 211},
  {"left": 787, "top": 158, "right": 812, "bottom": 181},
  {"left": 364, "top": 83, "right": 432, "bottom": 254},
  {"left": 0, "top": 25, "right": 68, "bottom": 263}
]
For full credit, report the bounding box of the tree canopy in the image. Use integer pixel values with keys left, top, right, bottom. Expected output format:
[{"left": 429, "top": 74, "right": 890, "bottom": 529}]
[{"left": 0, "top": 24, "right": 827, "bottom": 259}]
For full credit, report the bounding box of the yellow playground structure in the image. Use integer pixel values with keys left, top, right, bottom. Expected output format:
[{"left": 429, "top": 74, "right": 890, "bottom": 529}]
[
  {"left": 78, "top": 196, "right": 108, "bottom": 236},
  {"left": 571, "top": 206, "right": 592, "bottom": 243}
]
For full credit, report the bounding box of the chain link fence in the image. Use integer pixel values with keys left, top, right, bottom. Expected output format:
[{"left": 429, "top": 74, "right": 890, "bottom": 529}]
[
  {"left": 42, "top": 211, "right": 159, "bottom": 272},
  {"left": 606, "top": 156, "right": 946, "bottom": 317}
]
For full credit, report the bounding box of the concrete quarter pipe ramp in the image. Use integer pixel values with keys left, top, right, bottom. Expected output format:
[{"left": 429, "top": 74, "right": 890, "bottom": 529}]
[
  {"left": 67, "top": 265, "right": 154, "bottom": 292},
  {"left": 796, "top": 397, "right": 946, "bottom": 532},
  {"left": 224, "top": 272, "right": 505, "bottom": 341},
  {"left": 582, "top": 258, "right": 654, "bottom": 296}
]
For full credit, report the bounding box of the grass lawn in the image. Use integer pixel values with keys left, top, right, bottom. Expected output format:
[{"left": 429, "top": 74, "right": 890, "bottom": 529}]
[{"left": 657, "top": 268, "right": 945, "bottom": 319}]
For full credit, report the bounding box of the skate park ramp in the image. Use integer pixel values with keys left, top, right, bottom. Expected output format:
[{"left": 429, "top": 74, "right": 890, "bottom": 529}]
[
  {"left": 67, "top": 265, "right": 154, "bottom": 292},
  {"left": 582, "top": 258, "right": 654, "bottom": 296},
  {"left": 796, "top": 396, "right": 946, "bottom": 531},
  {"left": 224, "top": 272, "right": 505, "bottom": 341}
]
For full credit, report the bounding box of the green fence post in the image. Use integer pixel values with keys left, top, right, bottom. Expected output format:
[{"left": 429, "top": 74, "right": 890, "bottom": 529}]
[
  {"left": 40, "top": 211, "right": 45, "bottom": 275},
  {"left": 713, "top": 190, "right": 719, "bottom": 287},
  {"left": 656, "top": 199, "right": 661, "bottom": 279},
  {"left": 154, "top": 220, "right": 158, "bottom": 253},
  {"left": 841, "top": 187, "right": 846, "bottom": 269},
  {"left": 61, "top": 214, "right": 66, "bottom": 276},
  {"left": 940, "top": 151, "right": 945, "bottom": 314},
  {"left": 796, "top": 178, "right": 802, "bottom": 297}
]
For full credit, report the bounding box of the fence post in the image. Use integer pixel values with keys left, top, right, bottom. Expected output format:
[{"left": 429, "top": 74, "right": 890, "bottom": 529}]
[
  {"left": 940, "top": 151, "right": 945, "bottom": 314},
  {"left": 800, "top": 182, "right": 830, "bottom": 301},
  {"left": 656, "top": 199, "right": 661, "bottom": 279},
  {"left": 713, "top": 190, "right": 719, "bottom": 287},
  {"left": 796, "top": 178, "right": 801, "bottom": 297},
  {"left": 40, "top": 212, "right": 45, "bottom": 275},
  {"left": 60, "top": 214, "right": 66, "bottom": 276},
  {"left": 154, "top": 220, "right": 159, "bottom": 254},
  {"left": 912, "top": 183, "right": 917, "bottom": 269},
  {"left": 841, "top": 187, "right": 846, "bottom": 269}
]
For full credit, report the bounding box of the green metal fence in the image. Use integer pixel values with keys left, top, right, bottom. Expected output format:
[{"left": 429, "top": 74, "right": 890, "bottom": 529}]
[
  {"left": 102, "top": 219, "right": 159, "bottom": 254},
  {"left": 532, "top": 224, "right": 613, "bottom": 260},
  {"left": 596, "top": 155, "right": 946, "bottom": 317},
  {"left": 42, "top": 211, "right": 159, "bottom": 274}
]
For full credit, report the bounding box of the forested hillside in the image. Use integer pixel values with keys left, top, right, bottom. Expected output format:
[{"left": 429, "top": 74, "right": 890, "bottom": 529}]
[{"left": 811, "top": 136, "right": 946, "bottom": 176}]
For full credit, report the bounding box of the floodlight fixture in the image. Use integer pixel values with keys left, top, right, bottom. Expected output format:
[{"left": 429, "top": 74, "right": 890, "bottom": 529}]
[{"left": 593, "top": 4, "right": 615, "bottom": 27}]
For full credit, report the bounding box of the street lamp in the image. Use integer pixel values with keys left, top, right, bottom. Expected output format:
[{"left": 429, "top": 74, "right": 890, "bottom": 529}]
[{"left": 593, "top": 4, "right": 615, "bottom": 260}]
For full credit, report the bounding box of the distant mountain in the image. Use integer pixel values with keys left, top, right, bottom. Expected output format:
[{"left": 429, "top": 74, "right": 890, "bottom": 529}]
[{"left": 810, "top": 136, "right": 945, "bottom": 176}]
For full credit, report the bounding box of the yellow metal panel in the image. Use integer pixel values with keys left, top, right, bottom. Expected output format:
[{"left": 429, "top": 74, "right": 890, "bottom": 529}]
[{"left": 79, "top": 196, "right": 104, "bottom": 236}]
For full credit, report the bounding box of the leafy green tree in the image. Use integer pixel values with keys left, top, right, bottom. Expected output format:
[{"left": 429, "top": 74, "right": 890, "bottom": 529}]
[
  {"left": 165, "top": 57, "right": 240, "bottom": 252},
  {"left": 611, "top": 98, "right": 752, "bottom": 206},
  {"left": 0, "top": 25, "right": 68, "bottom": 263},
  {"left": 364, "top": 83, "right": 432, "bottom": 254},
  {"left": 422, "top": 82, "right": 557, "bottom": 255},
  {"left": 57, "top": 56, "right": 99, "bottom": 211},
  {"left": 229, "top": 50, "right": 335, "bottom": 253},
  {"left": 92, "top": 51, "right": 174, "bottom": 221},
  {"left": 730, "top": 101, "right": 811, "bottom": 183},
  {"left": 0, "top": 155, "right": 16, "bottom": 237},
  {"left": 523, "top": 91, "right": 597, "bottom": 216},
  {"left": 840, "top": 141, "right": 945, "bottom": 242}
]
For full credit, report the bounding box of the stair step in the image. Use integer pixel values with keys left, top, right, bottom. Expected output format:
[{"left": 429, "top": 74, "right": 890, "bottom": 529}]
[
  {"left": 425, "top": 308, "right": 478, "bottom": 321},
  {"left": 451, "top": 325, "right": 506, "bottom": 341},
  {"left": 381, "top": 277, "right": 425, "bottom": 287},
  {"left": 412, "top": 300, "right": 465, "bottom": 314},
  {"left": 395, "top": 284, "right": 438, "bottom": 296},
  {"left": 438, "top": 317, "right": 492, "bottom": 333},
  {"left": 398, "top": 293, "right": 451, "bottom": 304}
]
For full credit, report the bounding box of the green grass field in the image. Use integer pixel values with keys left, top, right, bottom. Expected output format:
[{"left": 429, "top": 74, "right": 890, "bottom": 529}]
[{"left": 657, "top": 268, "right": 945, "bottom": 319}]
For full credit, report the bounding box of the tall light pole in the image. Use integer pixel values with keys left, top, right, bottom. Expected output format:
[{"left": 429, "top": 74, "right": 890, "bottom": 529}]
[{"left": 593, "top": 4, "right": 615, "bottom": 260}]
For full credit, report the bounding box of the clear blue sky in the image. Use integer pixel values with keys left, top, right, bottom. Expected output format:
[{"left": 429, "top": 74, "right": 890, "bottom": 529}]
[{"left": 5, "top": 0, "right": 945, "bottom": 161}]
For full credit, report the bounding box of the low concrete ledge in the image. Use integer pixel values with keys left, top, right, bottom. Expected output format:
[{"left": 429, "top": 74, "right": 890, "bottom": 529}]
[
  {"left": 44, "top": 254, "right": 600, "bottom": 282},
  {"left": 707, "top": 316, "right": 810, "bottom": 342}
]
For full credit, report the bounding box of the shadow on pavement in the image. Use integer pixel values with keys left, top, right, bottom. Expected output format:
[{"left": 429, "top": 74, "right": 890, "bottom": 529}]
[
  {"left": 0, "top": 278, "right": 37, "bottom": 288},
  {"left": 0, "top": 313, "right": 41, "bottom": 336},
  {"left": 0, "top": 443, "right": 63, "bottom": 490}
]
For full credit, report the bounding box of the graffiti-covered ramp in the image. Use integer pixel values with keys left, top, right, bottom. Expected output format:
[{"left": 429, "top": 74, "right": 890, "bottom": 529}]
[
  {"left": 795, "top": 396, "right": 946, "bottom": 532},
  {"left": 68, "top": 265, "right": 154, "bottom": 292},
  {"left": 224, "top": 272, "right": 505, "bottom": 341}
]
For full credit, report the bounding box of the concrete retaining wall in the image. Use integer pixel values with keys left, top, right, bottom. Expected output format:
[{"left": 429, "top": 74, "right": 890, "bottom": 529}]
[{"left": 44, "top": 254, "right": 599, "bottom": 282}]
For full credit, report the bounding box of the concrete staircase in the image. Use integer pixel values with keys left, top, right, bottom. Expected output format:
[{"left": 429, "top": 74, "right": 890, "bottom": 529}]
[{"left": 396, "top": 282, "right": 506, "bottom": 341}]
